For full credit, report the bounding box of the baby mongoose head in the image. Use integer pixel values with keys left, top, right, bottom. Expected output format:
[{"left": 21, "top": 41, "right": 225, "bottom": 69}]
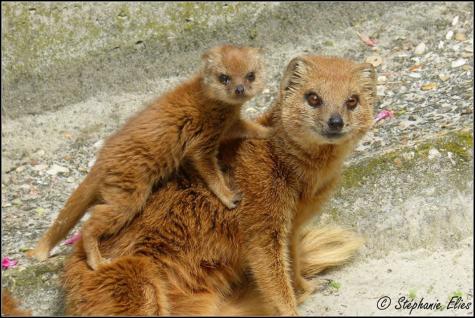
[
  {"left": 278, "top": 55, "right": 377, "bottom": 147},
  {"left": 202, "top": 45, "right": 265, "bottom": 105}
]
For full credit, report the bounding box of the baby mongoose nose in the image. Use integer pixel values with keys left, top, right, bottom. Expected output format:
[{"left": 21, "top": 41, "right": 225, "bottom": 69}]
[
  {"left": 328, "top": 114, "right": 344, "bottom": 132},
  {"left": 235, "top": 85, "right": 245, "bottom": 96}
]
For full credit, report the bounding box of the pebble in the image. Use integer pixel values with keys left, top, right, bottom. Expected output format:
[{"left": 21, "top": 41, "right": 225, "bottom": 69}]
[
  {"left": 46, "top": 164, "right": 70, "bottom": 176},
  {"left": 409, "top": 73, "right": 422, "bottom": 78},
  {"left": 455, "top": 33, "right": 466, "bottom": 42},
  {"left": 421, "top": 82, "right": 437, "bottom": 91},
  {"left": 451, "top": 58, "right": 466, "bottom": 68},
  {"left": 93, "top": 140, "right": 104, "bottom": 150},
  {"left": 438, "top": 74, "right": 450, "bottom": 81},
  {"left": 446, "top": 30, "right": 454, "bottom": 40},
  {"left": 428, "top": 148, "right": 442, "bottom": 160},
  {"left": 377, "top": 75, "right": 387, "bottom": 83},
  {"left": 32, "top": 164, "right": 48, "bottom": 171},
  {"left": 402, "top": 152, "right": 415, "bottom": 161},
  {"left": 414, "top": 43, "right": 426, "bottom": 55},
  {"left": 452, "top": 16, "right": 459, "bottom": 26},
  {"left": 376, "top": 86, "right": 385, "bottom": 96},
  {"left": 15, "top": 166, "right": 26, "bottom": 173},
  {"left": 365, "top": 55, "right": 383, "bottom": 67}
]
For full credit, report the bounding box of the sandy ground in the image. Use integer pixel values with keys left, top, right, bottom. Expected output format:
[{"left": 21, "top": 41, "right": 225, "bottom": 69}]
[{"left": 1, "top": 2, "right": 473, "bottom": 316}]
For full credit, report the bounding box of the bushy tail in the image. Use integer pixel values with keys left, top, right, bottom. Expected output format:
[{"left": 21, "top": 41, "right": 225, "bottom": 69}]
[
  {"left": 219, "top": 225, "right": 363, "bottom": 315},
  {"left": 1, "top": 289, "right": 31, "bottom": 316},
  {"left": 299, "top": 225, "right": 364, "bottom": 278},
  {"left": 27, "top": 169, "right": 100, "bottom": 260}
]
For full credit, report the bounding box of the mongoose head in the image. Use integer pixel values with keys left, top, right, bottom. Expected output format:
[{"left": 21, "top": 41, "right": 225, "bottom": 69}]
[
  {"left": 202, "top": 45, "right": 266, "bottom": 105},
  {"left": 278, "top": 55, "right": 376, "bottom": 146}
]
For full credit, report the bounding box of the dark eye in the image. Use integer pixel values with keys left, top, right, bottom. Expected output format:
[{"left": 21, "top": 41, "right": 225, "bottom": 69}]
[
  {"left": 346, "top": 95, "right": 359, "bottom": 110},
  {"left": 306, "top": 92, "right": 322, "bottom": 107},
  {"left": 246, "top": 72, "right": 256, "bottom": 82},
  {"left": 218, "top": 74, "right": 231, "bottom": 85}
]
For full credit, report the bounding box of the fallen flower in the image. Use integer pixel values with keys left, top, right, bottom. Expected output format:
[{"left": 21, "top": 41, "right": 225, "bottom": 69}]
[
  {"left": 63, "top": 232, "right": 81, "bottom": 245},
  {"left": 2, "top": 257, "right": 18, "bottom": 269},
  {"left": 357, "top": 32, "right": 378, "bottom": 47},
  {"left": 374, "top": 110, "right": 394, "bottom": 123}
]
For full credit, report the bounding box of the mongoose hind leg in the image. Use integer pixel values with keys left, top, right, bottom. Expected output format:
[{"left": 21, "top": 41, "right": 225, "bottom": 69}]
[{"left": 82, "top": 185, "right": 152, "bottom": 270}]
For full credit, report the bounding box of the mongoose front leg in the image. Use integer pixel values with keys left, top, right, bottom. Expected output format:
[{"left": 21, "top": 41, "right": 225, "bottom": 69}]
[
  {"left": 191, "top": 153, "right": 240, "bottom": 209},
  {"left": 246, "top": 230, "right": 298, "bottom": 315},
  {"left": 290, "top": 178, "right": 340, "bottom": 302},
  {"left": 223, "top": 118, "right": 270, "bottom": 141}
]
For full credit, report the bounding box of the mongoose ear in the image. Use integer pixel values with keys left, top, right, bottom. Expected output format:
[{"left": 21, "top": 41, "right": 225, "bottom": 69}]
[
  {"left": 202, "top": 47, "right": 219, "bottom": 65},
  {"left": 280, "top": 56, "right": 310, "bottom": 96},
  {"left": 354, "top": 63, "right": 377, "bottom": 105}
]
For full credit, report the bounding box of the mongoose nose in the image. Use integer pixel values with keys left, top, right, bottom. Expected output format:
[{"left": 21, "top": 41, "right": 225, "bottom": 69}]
[
  {"left": 235, "top": 85, "right": 245, "bottom": 96},
  {"left": 328, "top": 114, "right": 344, "bottom": 132}
]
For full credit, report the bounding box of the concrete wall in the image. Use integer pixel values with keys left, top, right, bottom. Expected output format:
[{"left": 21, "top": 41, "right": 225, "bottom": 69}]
[{"left": 1, "top": 1, "right": 408, "bottom": 118}]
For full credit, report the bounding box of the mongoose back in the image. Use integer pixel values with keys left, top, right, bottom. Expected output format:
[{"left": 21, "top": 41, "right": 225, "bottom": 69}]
[
  {"left": 28, "top": 45, "right": 268, "bottom": 269},
  {"left": 61, "top": 55, "right": 376, "bottom": 315}
]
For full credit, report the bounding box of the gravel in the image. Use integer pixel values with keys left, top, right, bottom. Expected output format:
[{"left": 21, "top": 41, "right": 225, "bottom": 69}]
[{"left": 1, "top": 2, "right": 473, "bottom": 316}]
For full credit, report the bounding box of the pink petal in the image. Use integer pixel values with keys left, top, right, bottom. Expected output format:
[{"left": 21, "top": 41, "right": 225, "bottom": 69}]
[
  {"left": 358, "top": 32, "right": 378, "bottom": 47},
  {"left": 374, "top": 110, "right": 394, "bottom": 123},
  {"left": 2, "top": 257, "right": 18, "bottom": 269},
  {"left": 63, "top": 232, "right": 81, "bottom": 245}
]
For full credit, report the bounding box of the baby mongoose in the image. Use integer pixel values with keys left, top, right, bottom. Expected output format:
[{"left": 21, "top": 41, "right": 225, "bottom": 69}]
[{"left": 28, "top": 44, "right": 268, "bottom": 270}]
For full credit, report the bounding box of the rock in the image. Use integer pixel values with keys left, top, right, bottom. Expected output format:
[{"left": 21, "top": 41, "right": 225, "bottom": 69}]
[
  {"left": 428, "top": 148, "right": 442, "bottom": 160},
  {"left": 438, "top": 74, "right": 450, "bottom": 81},
  {"left": 32, "top": 164, "right": 48, "bottom": 171},
  {"left": 46, "top": 164, "right": 70, "bottom": 176},
  {"left": 88, "top": 159, "right": 96, "bottom": 168},
  {"left": 365, "top": 55, "right": 383, "bottom": 67},
  {"left": 455, "top": 32, "right": 466, "bottom": 42},
  {"left": 446, "top": 30, "right": 454, "bottom": 40},
  {"left": 377, "top": 86, "right": 385, "bottom": 96},
  {"left": 452, "top": 16, "right": 459, "bottom": 26},
  {"left": 15, "top": 166, "right": 26, "bottom": 173},
  {"left": 409, "top": 73, "right": 421, "bottom": 79},
  {"left": 451, "top": 58, "right": 466, "bottom": 68},
  {"left": 421, "top": 82, "right": 437, "bottom": 91},
  {"left": 93, "top": 140, "right": 104, "bottom": 150},
  {"left": 414, "top": 43, "right": 426, "bottom": 55},
  {"left": 377, "top": 75, "right": 387, "bottom": 83}
]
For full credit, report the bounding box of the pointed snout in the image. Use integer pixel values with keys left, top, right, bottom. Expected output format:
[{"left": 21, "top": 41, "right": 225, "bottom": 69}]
[
  {"left": 328, "top": 114, "right": 344, "bottom": 132},
  {"left": 235, "top": 85, "right": 245, "bottom": 96}
]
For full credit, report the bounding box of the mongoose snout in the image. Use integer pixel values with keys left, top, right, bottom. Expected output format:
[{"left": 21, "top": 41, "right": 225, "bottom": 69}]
[{"left": 327, "top": 114, "right": 344, "bottom": 132}]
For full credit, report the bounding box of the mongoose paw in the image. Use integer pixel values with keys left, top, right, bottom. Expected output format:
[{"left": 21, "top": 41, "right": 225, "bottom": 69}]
[
  {"left": 295, "top": 277, "right": 318, "bottom": 305},
  {"left": 25, "top": 246, "right": 49, "bottom": 261}
]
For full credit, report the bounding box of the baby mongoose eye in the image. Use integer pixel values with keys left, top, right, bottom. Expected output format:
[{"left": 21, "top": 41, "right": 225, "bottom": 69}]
[
  {"left": 246, "top": 72, "right": 256, "bottom": 82},
  {"left": 218, "top": 74, "right": 231, "bottom": 85},
  {"left": 346, "top": 95, "right": 359, "bottom": 110},
  {"left": 305, "top": 92, "right": 323, "bottom": 108}
]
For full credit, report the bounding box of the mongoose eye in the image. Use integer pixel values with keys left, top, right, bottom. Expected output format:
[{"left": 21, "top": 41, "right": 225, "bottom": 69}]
[
  {"left": 246, "top": 72, "right": 256, "bottom": 82},
  {"left": 346, "top": 95, "right": 359, "bottom": 110},
  {"left": 305, "top": 92, "right": 322, "bottom": 108},
  {"left": 218, "top": 74, "right": 231, "bottom": 85}
]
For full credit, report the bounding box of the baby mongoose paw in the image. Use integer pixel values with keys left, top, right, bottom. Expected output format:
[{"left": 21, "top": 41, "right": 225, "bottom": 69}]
[
  {"left": 25, "top": 246, "right": 49, "bottom": 261},
  {"left": 87, "top": 256, "right": 112, "bottom": 271},
  {"left": 253, "top": 125, "right": 271, "bottom": 139},
  {"left": 220, "top": 191, "right": 242, "bottom": 209}
]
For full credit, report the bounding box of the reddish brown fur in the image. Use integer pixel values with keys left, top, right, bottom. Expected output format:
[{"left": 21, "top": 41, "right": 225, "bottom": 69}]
[
  {"left": 1, "top": 289, "right": 32, "bottom": 316},
  {"left": 27, "top": 45, "right": 268, "bottom": 269},
  {"left": 61, "top": 55, "right": 376, "bottom": 315}
]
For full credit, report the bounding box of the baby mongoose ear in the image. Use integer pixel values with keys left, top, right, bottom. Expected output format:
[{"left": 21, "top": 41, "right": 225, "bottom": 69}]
[
  {"left": 202, "top": 46, "right": 220, "bottom": 66},
  {"left": 354, "top": 63, "right": 377, "bottom": 105},
  {"left": 279, "top": 56, "right": 311, "bottom": 96}
]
